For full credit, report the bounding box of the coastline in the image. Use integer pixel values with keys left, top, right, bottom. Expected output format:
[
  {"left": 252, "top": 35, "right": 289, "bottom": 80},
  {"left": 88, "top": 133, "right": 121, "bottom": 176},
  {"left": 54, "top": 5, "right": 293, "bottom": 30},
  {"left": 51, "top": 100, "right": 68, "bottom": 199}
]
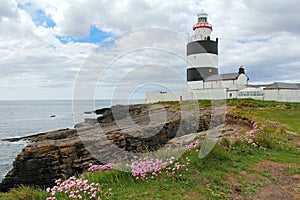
[
  {"left": 0, "top": 102, "right": 254, "bottom": 192},
  {"left": 0, "top": 103, "right": 207, "bottom": 191}
]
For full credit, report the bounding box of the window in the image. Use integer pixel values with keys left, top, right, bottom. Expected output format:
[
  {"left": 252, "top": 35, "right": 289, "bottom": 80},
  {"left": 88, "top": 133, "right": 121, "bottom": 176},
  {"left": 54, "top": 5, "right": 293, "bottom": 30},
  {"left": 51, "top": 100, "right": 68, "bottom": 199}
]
[
  {"left": 229, "top": 93, "right": 232, "bottom": 98},
  {"left": 237, "top": 91, "right": 264, "bottom": 97}
]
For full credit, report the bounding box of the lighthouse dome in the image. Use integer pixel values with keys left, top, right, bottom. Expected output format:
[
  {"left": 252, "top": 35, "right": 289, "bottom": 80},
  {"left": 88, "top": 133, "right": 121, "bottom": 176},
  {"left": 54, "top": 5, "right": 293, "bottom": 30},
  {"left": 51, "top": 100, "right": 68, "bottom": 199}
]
[{"left": 197, "top": 9, "right": 208, "bottom": 18}]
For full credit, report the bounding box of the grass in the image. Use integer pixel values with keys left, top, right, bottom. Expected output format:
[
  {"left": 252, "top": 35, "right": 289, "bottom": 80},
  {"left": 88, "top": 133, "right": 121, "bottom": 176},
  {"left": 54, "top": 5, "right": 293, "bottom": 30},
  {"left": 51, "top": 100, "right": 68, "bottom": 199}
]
[
  {"left": 1, "top": 99, "right": 299, "bottom": 200},
  {"left": 286, "top": 166, "right": 300, "bottom": 176},
  {"left": 0, "top": 185, "right": 49, "bottom": 200}
]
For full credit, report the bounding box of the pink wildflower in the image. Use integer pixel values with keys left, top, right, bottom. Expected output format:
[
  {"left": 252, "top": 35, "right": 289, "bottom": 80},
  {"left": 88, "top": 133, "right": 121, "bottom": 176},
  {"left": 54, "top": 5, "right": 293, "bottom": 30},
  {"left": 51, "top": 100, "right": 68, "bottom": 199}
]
[{"left": 187, "top": 140, "right": 200, "bottom": 149}]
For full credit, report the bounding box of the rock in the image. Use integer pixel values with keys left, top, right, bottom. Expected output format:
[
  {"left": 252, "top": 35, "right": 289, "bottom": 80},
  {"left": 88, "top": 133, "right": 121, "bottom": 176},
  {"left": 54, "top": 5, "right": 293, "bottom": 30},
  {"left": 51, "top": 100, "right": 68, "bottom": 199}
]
[
  {"left": 94, "top": 107, "right": 110, "bottom": 115},
  {"left": 226, "top": 114, "right": 254, "bottom": 129},
  {"left": 84, "top": 118, "right": 98, "bottom": 125},
  {"left": 0, "top": 103, "right": 215, "bottom": 192},
  {"left": 0, "top": 129, "right": 98, "bottom": 192},
  {"left": 236, "top": 103, "right": 258, "bottom": 109},
  {"left": 1, "top": 129, "right": 74, "bottom": 143}
]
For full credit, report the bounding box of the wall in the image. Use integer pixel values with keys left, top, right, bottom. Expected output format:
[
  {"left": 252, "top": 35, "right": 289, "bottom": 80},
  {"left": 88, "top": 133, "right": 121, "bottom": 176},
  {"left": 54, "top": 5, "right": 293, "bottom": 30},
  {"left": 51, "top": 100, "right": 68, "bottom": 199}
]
[
  {"left": 264, "top": 89, "right": 300, "bottom": 102},
  {"left": 236, "top": 74, "right": 248, "bottom": 85},
  {"left": 227, "top": 90, "right": 238, "bottom": 99},
  {"left": 203, "top": 74, "right": 247, "bottom": 90},
  {"left": 203, "top": 80, "right": 233, "bottom": 89},
  {"left": 187, "top": 53, "right": 218, "bottom": 68},
  {"left": 237, "top": 95, "right": 264, "bottom": 100},
  {"left": 188, "top": 74, "right": 248, "bottom": 91},
  {"left": 188, "top": 81, "right": 204, "bottom": 90},
  {"left": 145, "top": 89, "right": 227, "bottom": 103}
]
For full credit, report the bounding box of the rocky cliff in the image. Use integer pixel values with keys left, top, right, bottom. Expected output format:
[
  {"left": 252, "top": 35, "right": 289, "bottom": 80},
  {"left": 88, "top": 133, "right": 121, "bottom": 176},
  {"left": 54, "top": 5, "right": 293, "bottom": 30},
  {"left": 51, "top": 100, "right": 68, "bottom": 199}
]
[{"left": 0, "top": 103, "right": 215, "bottom": 192}]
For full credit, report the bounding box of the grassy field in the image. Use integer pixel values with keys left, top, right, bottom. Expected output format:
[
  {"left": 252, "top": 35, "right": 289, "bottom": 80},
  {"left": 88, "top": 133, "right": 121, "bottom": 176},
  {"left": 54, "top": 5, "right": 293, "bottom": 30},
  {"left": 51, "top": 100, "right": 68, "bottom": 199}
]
[{"left": 0, "top": 99, "right": 299, "bottom": 200}]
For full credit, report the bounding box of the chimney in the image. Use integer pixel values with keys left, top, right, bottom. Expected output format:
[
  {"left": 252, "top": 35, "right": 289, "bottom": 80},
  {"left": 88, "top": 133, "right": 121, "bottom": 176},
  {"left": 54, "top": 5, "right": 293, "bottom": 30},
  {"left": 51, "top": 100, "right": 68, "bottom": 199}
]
[{"left": 238, "top": 66, "right": 245, "bottom": 74}]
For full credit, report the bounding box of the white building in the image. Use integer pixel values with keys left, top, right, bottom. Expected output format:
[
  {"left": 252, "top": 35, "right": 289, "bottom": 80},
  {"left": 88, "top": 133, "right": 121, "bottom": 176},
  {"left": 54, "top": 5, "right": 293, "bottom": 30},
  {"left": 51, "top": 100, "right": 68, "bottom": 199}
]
[{"left": 263, "top": 82, "right": 300, "bottom": 102}]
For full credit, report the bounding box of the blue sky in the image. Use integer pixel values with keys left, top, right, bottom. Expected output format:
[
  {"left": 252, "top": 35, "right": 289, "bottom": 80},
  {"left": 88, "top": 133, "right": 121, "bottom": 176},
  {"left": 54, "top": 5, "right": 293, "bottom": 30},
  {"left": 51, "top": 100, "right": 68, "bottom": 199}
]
[
  {"left": 33, "top": 9, "right": 55, "bottom": 27},
  {"left": 56, "top": 26, "right": 113, "bottom": 44},
  {"left": 0, "top": 0, "right": 299, "bottom": 100}
]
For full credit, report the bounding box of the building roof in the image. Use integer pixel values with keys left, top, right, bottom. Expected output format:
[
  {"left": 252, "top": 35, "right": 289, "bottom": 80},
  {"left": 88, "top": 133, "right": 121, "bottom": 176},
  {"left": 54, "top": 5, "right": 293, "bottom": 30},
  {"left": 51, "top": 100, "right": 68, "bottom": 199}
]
[
  {"left": 264, "top": 82, "right": 300, "bottom": 90},
  {"left": 204, "top": 73, "right": 240, "bottom": 81},
  {"left": 246, "top": 84, "right": 270, "bottom": 88}
]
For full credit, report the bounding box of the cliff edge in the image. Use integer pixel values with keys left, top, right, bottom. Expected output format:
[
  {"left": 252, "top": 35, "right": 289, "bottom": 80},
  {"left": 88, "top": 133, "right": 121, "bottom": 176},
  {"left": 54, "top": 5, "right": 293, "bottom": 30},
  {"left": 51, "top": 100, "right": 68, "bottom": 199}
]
[{"left": 0, "top": 103, "right": 215, "bottom": 192}]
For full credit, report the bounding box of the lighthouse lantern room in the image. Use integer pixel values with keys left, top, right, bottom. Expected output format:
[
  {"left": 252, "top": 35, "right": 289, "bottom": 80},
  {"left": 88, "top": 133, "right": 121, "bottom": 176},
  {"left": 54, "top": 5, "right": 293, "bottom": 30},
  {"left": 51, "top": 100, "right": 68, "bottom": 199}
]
[{"left": 193, "top": 9, "right": 212, "bottom": 40}]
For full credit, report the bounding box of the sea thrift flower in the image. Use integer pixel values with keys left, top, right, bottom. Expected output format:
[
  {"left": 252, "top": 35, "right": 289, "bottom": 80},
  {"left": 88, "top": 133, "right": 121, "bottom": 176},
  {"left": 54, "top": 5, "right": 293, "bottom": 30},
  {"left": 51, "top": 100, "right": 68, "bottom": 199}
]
[
  {"left": 286, "top": 130, "right": 297, "bottom": 135},
  {"left": 252, "top": 143, "right": 258, "bottom": 147},
  {"left": 266, "top": 120, "right": 277, "bottom": 124},
  {"left": 187, "top": 140, "right": 200, "bottom": 149},
  {"left": 46, "top": 174, "right": 103, "bottom": 199},
  {"left": 126, "top": 156, "right": 188, "bottom": 180},
  {"left": 88, "top": 163, "right": 117, "bottom": 172},
  {"left": 246, "top": 121, "right": 260, "bottom": 138}
]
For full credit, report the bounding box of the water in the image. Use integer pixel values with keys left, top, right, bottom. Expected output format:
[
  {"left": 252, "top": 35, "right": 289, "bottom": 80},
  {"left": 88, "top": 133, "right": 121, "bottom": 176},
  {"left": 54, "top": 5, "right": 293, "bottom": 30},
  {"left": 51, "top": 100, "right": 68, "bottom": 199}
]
[{"left": 0, "top": 100, "right": 143, "bottom": 182}]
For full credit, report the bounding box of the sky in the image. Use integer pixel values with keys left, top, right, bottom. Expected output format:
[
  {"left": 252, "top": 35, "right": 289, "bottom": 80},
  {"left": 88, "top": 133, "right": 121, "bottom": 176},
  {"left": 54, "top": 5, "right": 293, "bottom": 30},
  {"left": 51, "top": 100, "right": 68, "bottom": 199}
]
[{"left": 0, "top": 0, "right": 300, "bottom": 100}]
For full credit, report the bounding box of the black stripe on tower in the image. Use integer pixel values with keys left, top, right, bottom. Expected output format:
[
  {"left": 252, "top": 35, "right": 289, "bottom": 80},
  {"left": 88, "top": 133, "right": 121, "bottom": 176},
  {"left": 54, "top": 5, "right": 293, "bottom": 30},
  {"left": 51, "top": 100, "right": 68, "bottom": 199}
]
[
  {"left": 187, "top": 39, "right": 218, "bottom": 56},
  {"left": 187, "top": 67, "right": 218, "bottom": 81}
]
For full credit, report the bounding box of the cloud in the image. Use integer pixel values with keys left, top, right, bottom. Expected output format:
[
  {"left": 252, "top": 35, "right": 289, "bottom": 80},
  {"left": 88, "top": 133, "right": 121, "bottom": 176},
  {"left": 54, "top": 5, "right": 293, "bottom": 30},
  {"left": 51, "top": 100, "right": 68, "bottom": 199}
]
[
  {"left": 0, "top": 0, "right": 300, "bottom": 100},
  {"left": 0, "top": 0, "right": 18, "bottom": 20},
  {"left": 199, "top": 0, "right": 300, "bottom": 83},
  {"left": 73, "top": 28, "right": 188, "bottom": 100}
]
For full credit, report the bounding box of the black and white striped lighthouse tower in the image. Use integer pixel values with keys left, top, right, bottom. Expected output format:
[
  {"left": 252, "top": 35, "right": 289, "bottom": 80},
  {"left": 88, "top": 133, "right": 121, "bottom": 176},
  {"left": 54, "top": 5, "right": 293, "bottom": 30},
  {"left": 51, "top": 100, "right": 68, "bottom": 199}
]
[{"left": 187, "top": 9, "right": 218, "bottom": 89}]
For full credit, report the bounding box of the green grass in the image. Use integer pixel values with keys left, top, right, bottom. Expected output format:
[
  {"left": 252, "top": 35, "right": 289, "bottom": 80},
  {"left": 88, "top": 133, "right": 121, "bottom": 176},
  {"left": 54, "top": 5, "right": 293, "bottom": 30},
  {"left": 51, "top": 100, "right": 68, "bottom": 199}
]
[
  {"left": 1, "top": 99, "right": 299, "bottom": 200},
  {"left": 286, "top": 166, "right": 300, "bottom": 176},
  {"left": 153, "top": 99, "right": 213, "bottom": 109},
  {"left": 227, "top": 98, "right": 300, "bottom": 108},
  {"left": 0, "top": 185, "right": 49, "bottom": 200}
]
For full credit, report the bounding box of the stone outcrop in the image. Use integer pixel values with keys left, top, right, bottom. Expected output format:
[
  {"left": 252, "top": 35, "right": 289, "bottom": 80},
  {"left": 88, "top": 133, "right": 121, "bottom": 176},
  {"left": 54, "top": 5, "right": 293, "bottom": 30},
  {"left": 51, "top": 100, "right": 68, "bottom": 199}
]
[
  {"left": 0, "top": 104, "right": 215, "bottom": 192},
  {"left": 226, "top": 114, "right": 254, "bottom": 129},
  {"left": 0, "top": 129, "right": 98, "bottom": 192}
]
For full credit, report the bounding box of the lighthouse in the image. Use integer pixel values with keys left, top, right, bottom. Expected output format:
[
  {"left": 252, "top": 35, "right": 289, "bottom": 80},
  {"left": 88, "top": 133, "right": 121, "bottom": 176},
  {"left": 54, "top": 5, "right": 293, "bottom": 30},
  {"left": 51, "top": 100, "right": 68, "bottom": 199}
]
[
  {"left": 146, "top": 9, "right": 252, "bottom": 103},
  {"left": 187, "top": 9, "right": 218, "bottom": 89}
]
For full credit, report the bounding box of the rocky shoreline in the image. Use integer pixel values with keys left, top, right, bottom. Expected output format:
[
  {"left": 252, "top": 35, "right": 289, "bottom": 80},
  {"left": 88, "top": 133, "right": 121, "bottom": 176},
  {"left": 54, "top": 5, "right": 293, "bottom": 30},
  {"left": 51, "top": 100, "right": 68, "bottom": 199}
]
[{"left": 0, "top": 103, "right": 251, "bottom": 192}]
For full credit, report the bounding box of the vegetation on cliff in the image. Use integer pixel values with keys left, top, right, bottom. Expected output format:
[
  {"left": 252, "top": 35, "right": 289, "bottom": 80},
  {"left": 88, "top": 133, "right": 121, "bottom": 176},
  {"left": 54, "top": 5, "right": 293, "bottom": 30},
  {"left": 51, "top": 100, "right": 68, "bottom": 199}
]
[{"left": 0, "top": 99, "right": 299, "bottom": 200}]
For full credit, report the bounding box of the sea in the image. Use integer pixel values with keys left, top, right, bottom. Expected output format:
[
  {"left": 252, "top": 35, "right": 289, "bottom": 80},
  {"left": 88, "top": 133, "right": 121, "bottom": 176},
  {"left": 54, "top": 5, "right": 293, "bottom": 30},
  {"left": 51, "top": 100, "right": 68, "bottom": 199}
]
[{"left": 0, "top": 100, "right": 144, "bottom": 183}]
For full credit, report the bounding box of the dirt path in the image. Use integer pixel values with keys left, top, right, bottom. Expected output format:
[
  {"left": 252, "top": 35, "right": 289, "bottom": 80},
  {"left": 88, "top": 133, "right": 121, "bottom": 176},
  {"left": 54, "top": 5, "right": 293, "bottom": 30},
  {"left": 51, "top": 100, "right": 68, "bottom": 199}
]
[
  {"left": 252, "top": 161, "right": 300, "bottom": 200},
  {"left": 228, "top": 161, "right": 300, "bottom": 200}
]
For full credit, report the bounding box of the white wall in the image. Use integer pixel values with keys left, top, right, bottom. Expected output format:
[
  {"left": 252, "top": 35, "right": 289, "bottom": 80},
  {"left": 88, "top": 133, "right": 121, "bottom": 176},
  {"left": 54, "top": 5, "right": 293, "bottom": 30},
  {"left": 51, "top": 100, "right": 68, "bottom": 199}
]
[
  {"left": 145, "top": 89, "right": 227, "bottom": 103},
  {"left": 227, "top": 91, "right": 238, "bottom": 99},
  {"left": 193, "top": 88, "right": 227, "bottom": 100},
  {"left": 236, "top": 74, "right": 248, "bottom": 85},
  {"left": 188, "top": 81, "right": 204, "bottom": 90},
  {"left": 194, "top": 27, "right": 212, "bottom": 40},
  {"left": 187, "top": 53, "right": 218, "bottom": 68},
  {"left": 264, "top": 90, "right": 300, "bottom": 102},
  {"left": 203, "top": 80, "right": 234, "bottom": 89},
  {"left": 203, "top": 74, "right": 248, "bottom": 90}
]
